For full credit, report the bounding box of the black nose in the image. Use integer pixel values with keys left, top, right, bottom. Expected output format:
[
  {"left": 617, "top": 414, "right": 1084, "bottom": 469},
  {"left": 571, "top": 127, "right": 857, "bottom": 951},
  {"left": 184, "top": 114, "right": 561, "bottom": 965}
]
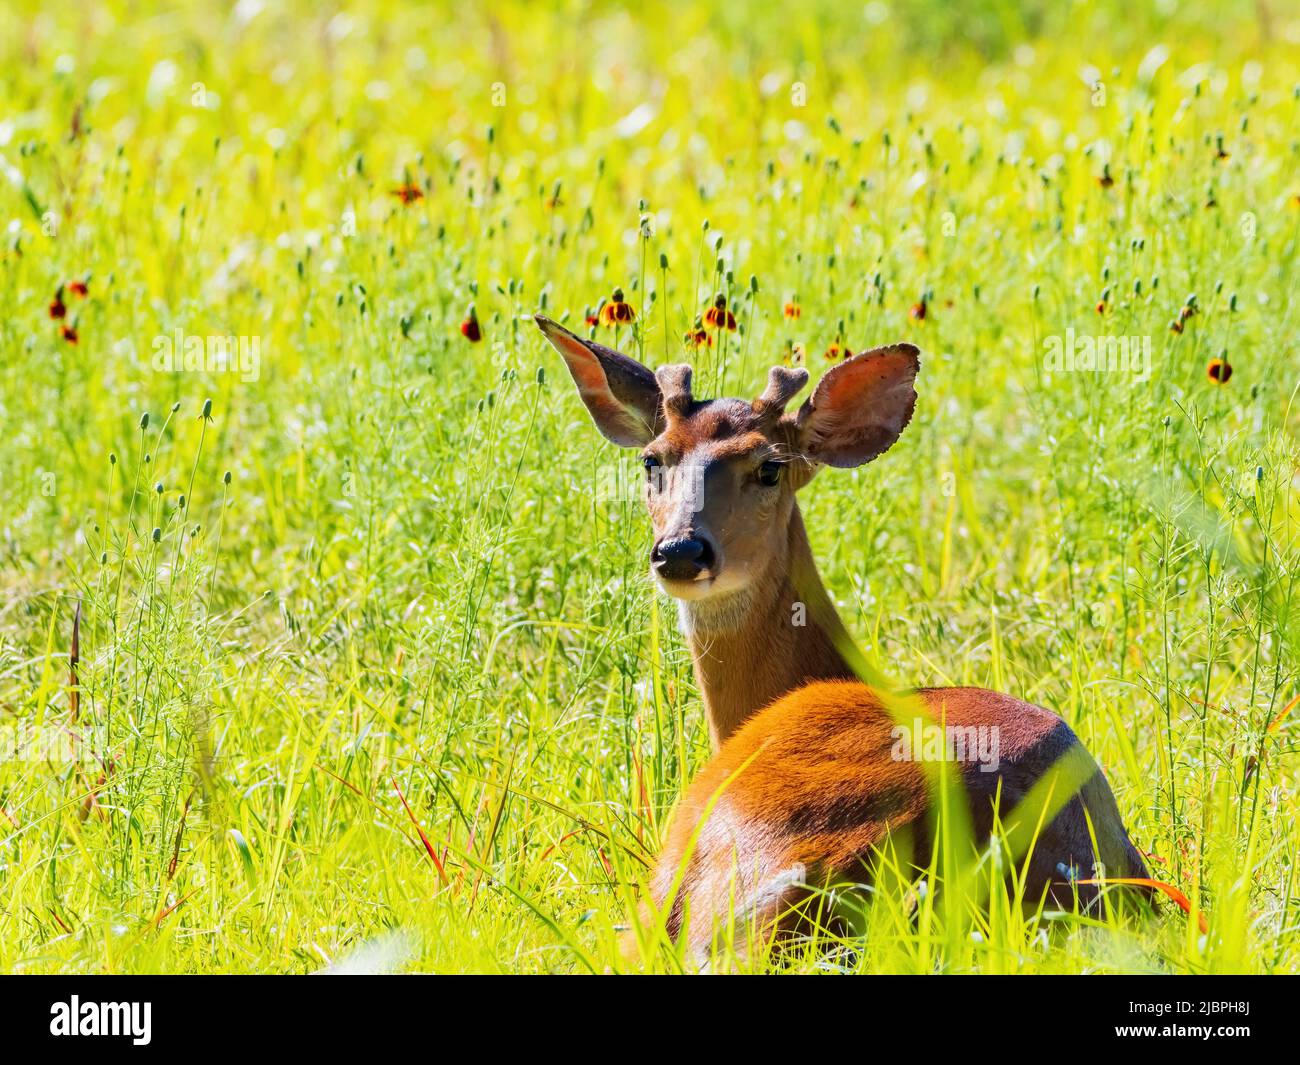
[{"left": 651, "top": 537, "right": 715, "bottom": 580}]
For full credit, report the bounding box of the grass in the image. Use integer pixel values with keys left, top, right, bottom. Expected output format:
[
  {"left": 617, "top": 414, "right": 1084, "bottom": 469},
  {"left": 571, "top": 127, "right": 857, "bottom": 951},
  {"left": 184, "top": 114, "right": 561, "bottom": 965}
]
[{"left": 0, "top": 0, "right": 1298, "bottom": 973}]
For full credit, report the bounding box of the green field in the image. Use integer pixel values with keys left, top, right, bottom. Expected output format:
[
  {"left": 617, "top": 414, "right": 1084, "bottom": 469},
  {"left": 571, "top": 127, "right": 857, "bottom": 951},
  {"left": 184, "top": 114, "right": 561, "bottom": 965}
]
[{"left": 1, "top": 0, "right": 1298, "bottom": 973}]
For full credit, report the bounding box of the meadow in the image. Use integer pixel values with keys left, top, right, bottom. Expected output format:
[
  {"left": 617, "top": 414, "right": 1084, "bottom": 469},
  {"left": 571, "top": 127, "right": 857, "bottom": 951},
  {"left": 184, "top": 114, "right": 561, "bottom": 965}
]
[{"left": 0, "top": 0, "right": 1298, "bottom": 974}]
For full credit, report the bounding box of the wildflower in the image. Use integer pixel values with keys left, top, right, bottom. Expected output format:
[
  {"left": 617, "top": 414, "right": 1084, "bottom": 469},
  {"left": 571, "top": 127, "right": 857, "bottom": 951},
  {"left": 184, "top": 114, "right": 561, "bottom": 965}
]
[
  {"left": 684, "top": 317, "right": 711, "bottom": 348},
  {"left": 782, "top": 341, "right": 806, "bottom": 367},
  {"left": 783, "top": 301, "right": 801, "bottom": 319},
  {"left": 702, "top": 294, "right": 737, "bottom": 331},
  {"left": 49, "top": 293, "right": 67, "bottom": 319},
  {"left": 1095, "top": 301, "right": 1107, "bottom": 314},
  {"left": 460, "top": 306, "right": 482, "bottom": 342},
  {"left": 391, "top": 183, "right": 424, "bottom": 205},
  {"left": 61, "top": 324, "right": 78, "bottom": 343},
  {"left": 909, "top": 298, "right": 927, "bottom": 321},
  {"left": 599, "top": 289, "right": 635, "bottom": 326},
  {"left": 1207, "top": 358, "right": 1232, "bottom": 384},
  {"left": 68, "top": 279, "right": 89, "bottom": 298},
  {"left": 824, "top": 341, "right": 852, "bottom": 361},
  {"left": 1170, "top": 319, "right": 1184, "bottom": 334},
  {"left": 1097, "top": 164, "right": 1114, "bottom": 188}
]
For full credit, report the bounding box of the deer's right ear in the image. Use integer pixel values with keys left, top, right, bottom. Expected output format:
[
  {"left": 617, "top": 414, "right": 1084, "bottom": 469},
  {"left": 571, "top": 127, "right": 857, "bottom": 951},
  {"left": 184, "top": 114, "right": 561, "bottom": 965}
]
[
  {"left": 535, "top": 315, "right": 663, "bottom": 447},
  {"left": 791, "top": 342, "right": 920, "bottom": 468}
]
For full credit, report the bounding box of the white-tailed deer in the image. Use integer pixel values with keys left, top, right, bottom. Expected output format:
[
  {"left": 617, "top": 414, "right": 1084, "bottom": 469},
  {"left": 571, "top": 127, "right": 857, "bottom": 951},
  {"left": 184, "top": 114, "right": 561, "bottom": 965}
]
[{"left": 536, "top": 313, "right": 1150, "bottom": 956}]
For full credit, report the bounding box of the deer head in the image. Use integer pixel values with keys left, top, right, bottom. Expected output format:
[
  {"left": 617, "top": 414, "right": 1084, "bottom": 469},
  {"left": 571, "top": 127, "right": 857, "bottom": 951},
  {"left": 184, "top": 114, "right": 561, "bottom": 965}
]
[{"left": 536, "top": 314, "right": 920, "bottom": 609}]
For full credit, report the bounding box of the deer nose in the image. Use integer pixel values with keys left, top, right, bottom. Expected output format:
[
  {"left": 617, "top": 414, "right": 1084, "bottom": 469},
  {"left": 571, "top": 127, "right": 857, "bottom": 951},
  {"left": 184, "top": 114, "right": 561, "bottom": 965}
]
[{"left": 651, "top": 537, "right": 715, "bottom": 580}]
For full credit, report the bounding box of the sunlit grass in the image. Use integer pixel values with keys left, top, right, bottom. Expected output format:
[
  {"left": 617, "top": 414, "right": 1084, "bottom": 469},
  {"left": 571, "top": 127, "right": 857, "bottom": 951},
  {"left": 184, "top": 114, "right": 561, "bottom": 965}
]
[{"left": 0, "top": 0, "right": 1297, "bottom": 973}]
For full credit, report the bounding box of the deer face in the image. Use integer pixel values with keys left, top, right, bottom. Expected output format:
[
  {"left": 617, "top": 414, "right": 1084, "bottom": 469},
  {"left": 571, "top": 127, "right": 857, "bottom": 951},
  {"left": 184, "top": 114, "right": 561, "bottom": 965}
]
[
  {"left": 637, "top": 389, "right": 804, "bottom": 601},
  {"left": 535, "top": 314, "right": 919, "bottom": 603}
]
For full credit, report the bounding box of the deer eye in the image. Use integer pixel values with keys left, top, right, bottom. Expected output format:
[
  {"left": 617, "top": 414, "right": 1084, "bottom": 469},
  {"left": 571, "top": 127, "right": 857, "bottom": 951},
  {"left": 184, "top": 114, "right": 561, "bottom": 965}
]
[
  {"left": 642, "top": 455, "right": 662, "bottom": 480},
  {"left": 757, "top": 460, "right": 782, "bottom": 487}
]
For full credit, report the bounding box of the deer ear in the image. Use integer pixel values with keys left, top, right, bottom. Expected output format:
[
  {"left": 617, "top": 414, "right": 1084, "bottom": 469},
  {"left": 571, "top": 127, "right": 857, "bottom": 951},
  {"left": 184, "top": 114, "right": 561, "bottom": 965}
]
[
  {"left": 535, "top": 315, "right": 663, "bottom": 447},
  {"left": 791, "top": 343, "right": 919, "bottom": 468}
]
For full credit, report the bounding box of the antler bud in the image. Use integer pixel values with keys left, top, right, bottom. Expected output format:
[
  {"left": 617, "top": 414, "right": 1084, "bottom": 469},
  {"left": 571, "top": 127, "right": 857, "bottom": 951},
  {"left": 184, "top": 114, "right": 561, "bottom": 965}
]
[
  {"left": 655, "top": 364, "right": 694, "bottom": 420},
  {"left": 752, "top": 365, "right": 809, "bottom": 421}
]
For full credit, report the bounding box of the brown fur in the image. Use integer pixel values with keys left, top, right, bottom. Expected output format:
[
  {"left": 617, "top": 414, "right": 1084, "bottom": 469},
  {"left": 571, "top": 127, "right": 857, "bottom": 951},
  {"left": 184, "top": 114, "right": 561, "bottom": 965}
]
[{"left": 653, "top": 682, "right": 1149, "bottom": 954}]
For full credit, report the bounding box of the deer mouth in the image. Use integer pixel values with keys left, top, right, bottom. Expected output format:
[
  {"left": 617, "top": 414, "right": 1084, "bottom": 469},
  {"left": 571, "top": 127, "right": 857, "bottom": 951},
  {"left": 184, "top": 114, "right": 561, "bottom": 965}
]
[
  {"left": 654, "top": 566, "right": 726, "bottom": 601},
  {"left": 653, "top": 568, "right": 719, "bottom": 599}
]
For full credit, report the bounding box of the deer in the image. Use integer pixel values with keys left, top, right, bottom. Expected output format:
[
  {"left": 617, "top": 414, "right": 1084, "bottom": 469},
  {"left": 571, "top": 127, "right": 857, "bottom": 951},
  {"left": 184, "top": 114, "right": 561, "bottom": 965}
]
[{"left": 535, "top": 313, "right": 1151, "bottom": 959}]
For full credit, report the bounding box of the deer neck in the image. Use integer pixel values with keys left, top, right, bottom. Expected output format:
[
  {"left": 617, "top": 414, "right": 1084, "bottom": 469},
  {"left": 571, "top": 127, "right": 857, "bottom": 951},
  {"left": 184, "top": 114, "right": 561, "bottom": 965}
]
[{"left": 676, "top": 504, "right": 857, "bottom": 747}]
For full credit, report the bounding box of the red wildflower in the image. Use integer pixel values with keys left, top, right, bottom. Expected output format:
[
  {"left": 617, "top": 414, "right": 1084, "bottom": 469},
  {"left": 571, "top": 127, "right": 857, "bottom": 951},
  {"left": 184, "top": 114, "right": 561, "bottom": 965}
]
[
  {"left": 49, "top": 296, "right": 67, "bottom": 319},
  {"left": 1207, "top": 358, "right": 1232, "bottom": 384},
  {"left": 783, "top": 301, "right": 801, "bottom": 320},
  {"left": 702, "top": 294, "right": 737, "bottom": 331},
  {"left": 684, "top": 323, "right": 712, "bottom": 348},
  {"left": 68, "top": 279, "right": 89, "bottom": 298},
  {"left": 391, "top": 183, "right": 423, "bottom": 205},
  {"left": 598, "top": 289, "right": 635, "bottom": 326},
  {"left": 460, "top": 307, "right": 481, "bottom": 342},
  {"left": 61, "top": 324, "right": 78, "bottom": 344},
  {"left": 909, "top": 298, "right": 927, "bottom": 321}
]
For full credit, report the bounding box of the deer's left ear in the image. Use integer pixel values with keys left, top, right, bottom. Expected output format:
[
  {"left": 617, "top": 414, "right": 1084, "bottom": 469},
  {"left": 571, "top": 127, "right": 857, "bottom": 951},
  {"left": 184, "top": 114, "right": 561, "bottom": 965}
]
[
  {"left": 535, "top": 314, "right": 663, "bottom": 447},
  {"left": 790, "top": 343, "right": 919, "bottom": 468}
]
